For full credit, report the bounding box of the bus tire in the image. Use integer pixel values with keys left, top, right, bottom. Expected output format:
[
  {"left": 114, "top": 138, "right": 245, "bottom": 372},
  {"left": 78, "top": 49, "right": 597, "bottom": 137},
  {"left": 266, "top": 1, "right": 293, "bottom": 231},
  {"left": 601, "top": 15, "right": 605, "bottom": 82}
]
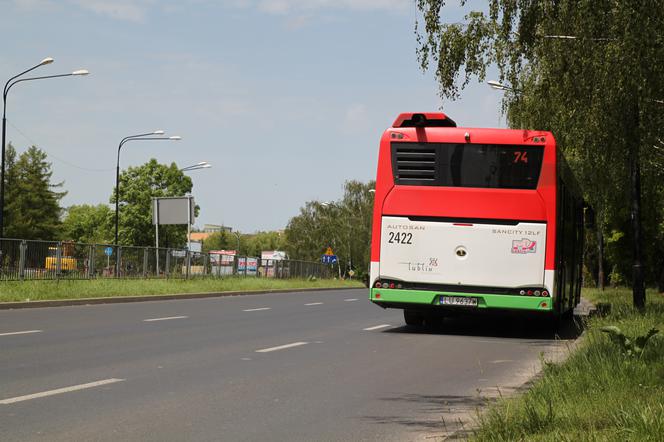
[{"left": 404, "top": 310, "right": 425, "bottom": 327}]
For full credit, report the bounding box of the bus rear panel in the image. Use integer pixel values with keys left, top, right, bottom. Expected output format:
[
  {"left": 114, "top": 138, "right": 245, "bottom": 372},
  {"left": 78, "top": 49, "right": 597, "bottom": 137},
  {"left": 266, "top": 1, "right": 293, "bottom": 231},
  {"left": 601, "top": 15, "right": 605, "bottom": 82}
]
[{"left": 369, "top": 113, "right": 582, "bottom": 321}]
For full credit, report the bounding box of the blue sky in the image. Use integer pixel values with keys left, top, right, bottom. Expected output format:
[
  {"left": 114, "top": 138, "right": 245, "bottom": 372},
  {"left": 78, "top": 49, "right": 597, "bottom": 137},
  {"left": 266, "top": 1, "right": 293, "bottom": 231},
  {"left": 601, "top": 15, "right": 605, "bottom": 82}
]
[{"left": 1, "top": 0, "right": 504, "bottom": 232}]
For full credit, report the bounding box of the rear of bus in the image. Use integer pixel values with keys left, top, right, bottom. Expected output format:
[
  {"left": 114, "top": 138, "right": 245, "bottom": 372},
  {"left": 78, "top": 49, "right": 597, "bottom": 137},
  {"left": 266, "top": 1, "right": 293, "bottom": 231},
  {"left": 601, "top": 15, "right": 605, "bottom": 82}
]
[{"left": 369, "top": 113, "right": 557, "bottom": 324}]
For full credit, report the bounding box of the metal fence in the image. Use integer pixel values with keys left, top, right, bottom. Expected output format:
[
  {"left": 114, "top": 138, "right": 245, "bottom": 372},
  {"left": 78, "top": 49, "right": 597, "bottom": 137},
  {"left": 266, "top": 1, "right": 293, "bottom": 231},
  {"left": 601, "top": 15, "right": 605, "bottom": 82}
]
[{"left": 0, "top": 238, "right": 332, "bottom": 281}]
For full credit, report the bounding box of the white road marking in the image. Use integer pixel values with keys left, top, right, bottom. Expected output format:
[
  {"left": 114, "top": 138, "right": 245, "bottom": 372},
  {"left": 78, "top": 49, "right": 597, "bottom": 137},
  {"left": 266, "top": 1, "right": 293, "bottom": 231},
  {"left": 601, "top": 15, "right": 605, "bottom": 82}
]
[
  {"left": 0, "top": 330, "right": 42, "bottom": 337},
  {"left": 255, "top": 342, "right": 308, "bottom": 353},
  {"left": 344, "top": 298, "right": 358, "bottom": 302},
  {"left": 304, "top": 302, "right": 323, "bottom": 306},
  {"left": 489, "top": 359, "right": 513, "bottom": 364},
  {"left": 243, "top": 307, "right": 271, "bottom": 312},
  {"left": 143, "top": 316, "right": 188, "bottom": 322},
  {"left": 0, "top": 378, "right": 125, "bottom": 405},
  {"left": 363, "top": 324, "right": 392, "bottom": 331}
]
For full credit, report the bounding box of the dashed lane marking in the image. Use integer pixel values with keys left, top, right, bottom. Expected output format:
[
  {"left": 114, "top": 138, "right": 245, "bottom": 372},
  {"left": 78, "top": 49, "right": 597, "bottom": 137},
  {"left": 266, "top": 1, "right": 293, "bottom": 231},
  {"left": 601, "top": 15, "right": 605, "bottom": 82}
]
[
  {"left": 363, "top": 324, "right": 392, "bottom": 331},
  {"left": 255, "top": 342, "right": 308, "bottom": 353},
  {"left": 344, "top": 298, "right": 359, "bottom": 302},
  {"left": 304, "top": 302, "right": 323, "bottom": 306},
  {"left": 0, "top": 378, "right": 125, "bottom": 405},
  {"left": 243, "top": 308, "right": 271, "bottom": 312},
  {"left": 0, "top": 330, "right": 43, "bottom": 337},
  {"left": 143, "top": 316, "right": 188, "bottom": 322}
]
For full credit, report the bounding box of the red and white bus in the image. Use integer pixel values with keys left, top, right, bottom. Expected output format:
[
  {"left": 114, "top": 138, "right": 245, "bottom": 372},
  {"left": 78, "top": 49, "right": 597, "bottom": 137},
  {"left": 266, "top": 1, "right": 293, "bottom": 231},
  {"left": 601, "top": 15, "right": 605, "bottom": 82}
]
[{"left": 369, "top": 113, "right": 584, "bottom": 326}]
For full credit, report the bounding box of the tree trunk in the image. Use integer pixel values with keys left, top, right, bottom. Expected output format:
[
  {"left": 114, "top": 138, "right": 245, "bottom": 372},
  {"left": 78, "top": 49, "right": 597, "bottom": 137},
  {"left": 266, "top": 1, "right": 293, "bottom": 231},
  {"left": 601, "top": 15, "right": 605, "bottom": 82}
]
[
  {"left": 597, "top": 228, "right": 605, "bottom": 291},
  {"left": 629, "top": 102, "right": 646, "bottom": 310}
]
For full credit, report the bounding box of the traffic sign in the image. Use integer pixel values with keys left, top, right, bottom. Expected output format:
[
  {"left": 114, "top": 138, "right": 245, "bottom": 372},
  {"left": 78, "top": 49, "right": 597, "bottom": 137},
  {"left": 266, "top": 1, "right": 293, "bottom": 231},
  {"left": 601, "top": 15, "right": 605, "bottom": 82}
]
[
  {"left": 104, "top": 246, "right": 113, "bottom": 256},
  {"left": 321, "top": 254, "right": 338, "bottom": 264},
  {"left": 324, "top": 247, "right": 334, "bottom": 256}
]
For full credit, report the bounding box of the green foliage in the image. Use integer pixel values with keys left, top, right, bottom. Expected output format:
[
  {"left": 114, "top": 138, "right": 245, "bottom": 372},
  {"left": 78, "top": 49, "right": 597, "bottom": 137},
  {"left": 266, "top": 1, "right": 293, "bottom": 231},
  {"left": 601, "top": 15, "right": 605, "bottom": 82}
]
[
  {"left": 473, "top": 288, "right": 664, "bottom": 441},
  {"left": 3, "top": 144, "right": 66, "bottom": 240},
  {"left": 202, "top": 230, "right": 235, "bottom": 253},
  {"left": 112, "top": 159, "right": 194, "bottom": 247},
  {"left": 61, "top": 204, "right": 113, "bottom": 244},
  {"left": 243, "top": 231, "right": 286, "bottom": 257},
  {"left": 601, "top": 325, "right": 659, "bottom": 358},
  {"left": 415, "top": 1, "right": 664, "bottom": 296},
  {"left": 284, "top": 180, "right": 375, "bottom": 277}
]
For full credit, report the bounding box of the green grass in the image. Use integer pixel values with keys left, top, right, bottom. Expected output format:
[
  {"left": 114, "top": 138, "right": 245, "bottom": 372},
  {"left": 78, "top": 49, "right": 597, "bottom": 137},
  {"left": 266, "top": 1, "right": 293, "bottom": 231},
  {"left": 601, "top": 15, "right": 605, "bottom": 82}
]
[
  {"left": 471, "top": 288, "right": 664, "bottom": 441},
  {"left": 0, "top": 277, "right": 364, "bottom": 303}
]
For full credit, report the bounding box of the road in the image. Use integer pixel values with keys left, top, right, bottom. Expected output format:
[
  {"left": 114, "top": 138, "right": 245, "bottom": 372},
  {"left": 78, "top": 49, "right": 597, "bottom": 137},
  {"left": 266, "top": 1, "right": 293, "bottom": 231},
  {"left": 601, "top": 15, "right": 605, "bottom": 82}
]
[{"left": 0, "top": 288, "right": 577, "bottom": 441}]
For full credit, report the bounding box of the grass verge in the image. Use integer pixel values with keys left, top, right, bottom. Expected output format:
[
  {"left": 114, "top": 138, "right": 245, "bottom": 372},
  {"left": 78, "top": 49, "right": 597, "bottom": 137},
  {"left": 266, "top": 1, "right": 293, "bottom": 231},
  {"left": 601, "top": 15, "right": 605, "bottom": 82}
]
[
  {"left": 0, "top": 277, "right": 364, "bottom": 303},
  {"left": 471, "top": 288, "right": 664, "bottom": 441}
]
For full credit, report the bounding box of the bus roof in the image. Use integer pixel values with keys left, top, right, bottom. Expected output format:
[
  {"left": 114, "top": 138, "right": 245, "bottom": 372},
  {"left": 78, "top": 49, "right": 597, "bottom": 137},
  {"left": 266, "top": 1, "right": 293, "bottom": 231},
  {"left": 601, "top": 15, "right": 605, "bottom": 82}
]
[{"left": 392, "top": 113, "right": 457, "bottom": 128}]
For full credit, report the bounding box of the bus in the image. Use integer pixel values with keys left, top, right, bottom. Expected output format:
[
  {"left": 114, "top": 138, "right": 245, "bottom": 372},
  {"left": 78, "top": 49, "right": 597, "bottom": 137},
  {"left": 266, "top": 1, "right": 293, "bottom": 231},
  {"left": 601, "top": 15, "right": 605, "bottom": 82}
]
[{"left": 369, "top": 112, "right": 584, "bottom": 327}]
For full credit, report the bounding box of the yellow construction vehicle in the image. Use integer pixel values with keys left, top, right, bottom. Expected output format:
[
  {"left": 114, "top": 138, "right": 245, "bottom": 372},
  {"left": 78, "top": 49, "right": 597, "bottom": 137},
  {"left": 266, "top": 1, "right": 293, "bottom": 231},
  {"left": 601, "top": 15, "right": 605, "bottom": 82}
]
[{"left": 45, "top": 242, "right": 77, "bottom": 271}]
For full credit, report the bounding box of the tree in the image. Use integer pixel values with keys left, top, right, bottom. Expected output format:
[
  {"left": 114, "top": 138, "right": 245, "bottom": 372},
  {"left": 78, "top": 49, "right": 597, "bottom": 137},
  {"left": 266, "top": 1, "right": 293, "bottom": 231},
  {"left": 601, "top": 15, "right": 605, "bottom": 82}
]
[
  {"left": 285, "top": 180, "right": 375, "bottom": 277},
  {"left": 61, "top": 204, "right": 113, "bottom": 244},
  {"left": 202, "top": 230, "right": 235, "bottom": 253},
  {"left": 415, "top": 0, "right": 664, "bottom": 307},
  {"left": 244, "top": 231, "right": 287, "bottom": 257},
  {"left": 4, "top": 144, "right": 66, "bottom": 240},
  {"left": 112, "top": 159, "right": 195, "bottom": 247}
]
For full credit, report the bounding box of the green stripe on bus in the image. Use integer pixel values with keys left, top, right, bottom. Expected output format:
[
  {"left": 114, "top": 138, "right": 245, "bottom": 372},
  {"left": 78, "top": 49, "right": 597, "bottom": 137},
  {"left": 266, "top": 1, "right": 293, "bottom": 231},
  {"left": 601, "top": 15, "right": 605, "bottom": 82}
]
[{"left": 370, "top": 288, "right": 553, "bottom": 311}]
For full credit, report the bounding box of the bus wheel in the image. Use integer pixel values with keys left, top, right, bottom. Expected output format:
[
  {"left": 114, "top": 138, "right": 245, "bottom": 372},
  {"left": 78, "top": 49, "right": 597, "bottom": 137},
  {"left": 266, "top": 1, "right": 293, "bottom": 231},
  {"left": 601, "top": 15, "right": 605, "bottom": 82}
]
[{"left": 404, "top": 310, "right": 425, "bottom": 327}]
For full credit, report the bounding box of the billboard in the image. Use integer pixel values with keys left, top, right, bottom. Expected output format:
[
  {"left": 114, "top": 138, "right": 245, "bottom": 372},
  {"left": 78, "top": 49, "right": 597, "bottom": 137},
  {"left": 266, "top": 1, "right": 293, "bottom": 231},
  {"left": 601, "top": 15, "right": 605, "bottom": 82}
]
[{"left": 152, "top": 196, "right": 195, "bottom": 225}]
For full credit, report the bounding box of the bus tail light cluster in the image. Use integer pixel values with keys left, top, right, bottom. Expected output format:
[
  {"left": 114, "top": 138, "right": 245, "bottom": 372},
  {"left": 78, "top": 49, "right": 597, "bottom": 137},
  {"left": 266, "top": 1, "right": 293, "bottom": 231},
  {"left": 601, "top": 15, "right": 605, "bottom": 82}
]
[
  {"left": 518, "top": 288, "right": 549, "bottom": 297},
  {"left": 373, "top": 280, "right": 403, "bottom": 290}
]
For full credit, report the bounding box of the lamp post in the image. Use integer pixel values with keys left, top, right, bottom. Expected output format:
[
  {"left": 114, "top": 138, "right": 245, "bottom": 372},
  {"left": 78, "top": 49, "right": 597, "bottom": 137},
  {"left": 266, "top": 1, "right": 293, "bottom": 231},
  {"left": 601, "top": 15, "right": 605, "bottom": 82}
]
[
  {"left": 180, "top": 162, "right": 211, "bottom": 251},
  {"left": 1, "top": 57, "right": 89, "bottom": 237},
  {"left": 115, "top": 132, "right": 181, "bottom": 275}
]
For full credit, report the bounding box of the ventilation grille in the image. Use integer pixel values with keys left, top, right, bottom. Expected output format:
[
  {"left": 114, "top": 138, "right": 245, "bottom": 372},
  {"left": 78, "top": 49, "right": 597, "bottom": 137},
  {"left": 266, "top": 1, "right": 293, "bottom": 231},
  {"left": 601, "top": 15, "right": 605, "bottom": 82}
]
[{"left": 393, "top": 145, "right": 437, "bottom": 184}]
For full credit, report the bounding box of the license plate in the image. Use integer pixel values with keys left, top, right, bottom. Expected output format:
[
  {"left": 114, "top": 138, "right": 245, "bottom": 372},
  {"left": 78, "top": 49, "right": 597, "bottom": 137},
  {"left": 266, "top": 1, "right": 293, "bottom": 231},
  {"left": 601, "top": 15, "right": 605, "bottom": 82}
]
[{"left": 440, "top": 296, "right": 478, "bottom": 307}]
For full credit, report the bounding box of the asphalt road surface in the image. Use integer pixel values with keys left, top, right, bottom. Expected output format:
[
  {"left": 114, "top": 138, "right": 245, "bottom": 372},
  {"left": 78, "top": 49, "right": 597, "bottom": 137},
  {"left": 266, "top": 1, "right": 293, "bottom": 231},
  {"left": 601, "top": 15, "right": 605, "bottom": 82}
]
[{"left": 0, "top": 288, "right": 577, "bottom": 441}]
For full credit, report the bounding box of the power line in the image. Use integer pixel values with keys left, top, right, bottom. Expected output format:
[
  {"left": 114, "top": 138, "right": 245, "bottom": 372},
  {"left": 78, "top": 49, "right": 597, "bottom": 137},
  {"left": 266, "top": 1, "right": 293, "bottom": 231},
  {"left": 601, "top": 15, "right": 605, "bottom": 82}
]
[{"left": 6, "top": 119, "right": 114, "bottom": 172}]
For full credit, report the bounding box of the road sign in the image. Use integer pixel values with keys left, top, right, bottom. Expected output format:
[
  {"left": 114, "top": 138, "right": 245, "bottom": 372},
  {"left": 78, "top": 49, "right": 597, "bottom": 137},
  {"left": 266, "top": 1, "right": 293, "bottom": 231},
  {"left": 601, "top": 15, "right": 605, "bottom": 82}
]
[
  {"left": 104, "top": 247, "right": 113, "bottom": 256},
  {"left": 321, "top": 255, "right": 337, "bottom": 264},
  {"left": 348, "top": 269, "right": 355, "bottom": 277},
  {"left": 324, "top": 247, "right": 334, "bottom": 256}
]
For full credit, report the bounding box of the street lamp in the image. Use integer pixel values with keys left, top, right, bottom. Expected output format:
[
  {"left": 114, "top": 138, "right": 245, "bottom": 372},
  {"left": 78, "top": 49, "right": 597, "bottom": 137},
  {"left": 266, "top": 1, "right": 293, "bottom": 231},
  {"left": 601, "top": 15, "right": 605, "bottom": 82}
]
[
  {"left": 114, "top": 131, "right": 181, "bottom": 274},
  {"left": 180, "top": 161, "right": 212, "bottom": 172},
  {"left": 487, "top": 80, "right": 515, "bottom": 92},
  {"left": 1, "top": 57, "right": 89, "bottom": 237}
]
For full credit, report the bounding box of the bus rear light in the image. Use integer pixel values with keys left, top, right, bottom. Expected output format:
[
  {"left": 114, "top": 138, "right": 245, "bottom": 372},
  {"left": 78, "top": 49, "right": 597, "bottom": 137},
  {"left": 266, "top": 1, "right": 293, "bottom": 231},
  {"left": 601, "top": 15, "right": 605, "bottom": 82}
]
[
  {"left": 389, "top": 283, "right": 395, "bottom": 289},
  {"left": 519, "top": 290, "right": 526, "bottom": 296},
  {"left": 397, "top": 284, "right": 403, "bottom": 289},
  {"left": 534, "top": 290, "right": 541, "bottom": 296},
  {"left": 542, "top": 290, "right": 549, "bottom": 297},
  {"left": 540, "top": 302, "right": 548, "bottom": 308},
  {"left": 375, "top": 293, "right": 381, "bottom": 299},
  {"left": 374, "top": 281, "right": 381, "bottom": 288},
  {"left": 382, "top": 283, "right": 389, "bottom": 289},
  {"left": 390, "top": 132, "right": 405, "bottom": 139},
  {"left": 527, "top": 290, "right": 533, "bottom": 296}
]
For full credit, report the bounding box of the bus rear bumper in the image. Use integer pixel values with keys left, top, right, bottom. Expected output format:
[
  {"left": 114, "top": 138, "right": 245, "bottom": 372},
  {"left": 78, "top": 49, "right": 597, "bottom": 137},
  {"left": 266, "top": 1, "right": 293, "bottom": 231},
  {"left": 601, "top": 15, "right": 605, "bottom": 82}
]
[{"left": 370, "top": 288, "right": 553, "bottom": 312}]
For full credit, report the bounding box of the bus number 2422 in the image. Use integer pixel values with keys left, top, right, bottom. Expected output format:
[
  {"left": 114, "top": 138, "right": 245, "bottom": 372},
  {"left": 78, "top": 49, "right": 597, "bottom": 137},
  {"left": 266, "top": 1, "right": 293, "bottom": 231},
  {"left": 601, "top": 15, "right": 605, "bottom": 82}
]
[{"left": 388, "top": 232, "right": 413, "bottom": 245}]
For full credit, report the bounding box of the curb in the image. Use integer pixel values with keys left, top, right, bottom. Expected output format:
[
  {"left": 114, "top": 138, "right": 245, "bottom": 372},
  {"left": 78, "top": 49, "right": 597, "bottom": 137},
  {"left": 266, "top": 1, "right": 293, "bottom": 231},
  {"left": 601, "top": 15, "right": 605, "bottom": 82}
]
[{"left": 0, "top": 286, "right": 363, "bottom": 310}]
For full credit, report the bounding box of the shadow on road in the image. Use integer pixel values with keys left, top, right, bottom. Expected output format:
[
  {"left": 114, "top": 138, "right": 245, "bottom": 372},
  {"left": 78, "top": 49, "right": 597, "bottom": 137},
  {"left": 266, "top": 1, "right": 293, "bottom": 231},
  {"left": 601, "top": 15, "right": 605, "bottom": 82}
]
[
  {"left": 360, "top": 393, "right": 488, "bottom": 435},
  {"left": 383, "top": 314, "right": 585, "bottom": 341}
]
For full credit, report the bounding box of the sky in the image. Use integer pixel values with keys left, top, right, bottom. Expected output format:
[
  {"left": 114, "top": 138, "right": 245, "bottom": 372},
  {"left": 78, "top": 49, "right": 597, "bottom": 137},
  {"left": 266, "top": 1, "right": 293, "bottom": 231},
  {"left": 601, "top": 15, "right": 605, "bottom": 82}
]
[{"left": 1, "top": 0, "right": 504, "bottom": 233}]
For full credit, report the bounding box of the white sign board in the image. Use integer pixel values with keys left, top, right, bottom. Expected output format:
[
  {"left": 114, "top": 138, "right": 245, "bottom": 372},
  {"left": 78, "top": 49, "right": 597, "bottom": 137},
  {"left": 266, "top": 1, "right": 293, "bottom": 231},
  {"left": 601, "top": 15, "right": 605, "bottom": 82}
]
[{"left": 152, "top": 196, "right": 195, "bottom": 226}]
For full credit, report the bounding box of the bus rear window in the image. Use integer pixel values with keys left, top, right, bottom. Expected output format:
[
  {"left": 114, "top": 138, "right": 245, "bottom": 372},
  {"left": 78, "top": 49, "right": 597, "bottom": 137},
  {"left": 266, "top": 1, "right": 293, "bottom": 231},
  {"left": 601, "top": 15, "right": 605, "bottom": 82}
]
[{"left": 392, "top": 143, "right": 544, "bottom": 189}]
